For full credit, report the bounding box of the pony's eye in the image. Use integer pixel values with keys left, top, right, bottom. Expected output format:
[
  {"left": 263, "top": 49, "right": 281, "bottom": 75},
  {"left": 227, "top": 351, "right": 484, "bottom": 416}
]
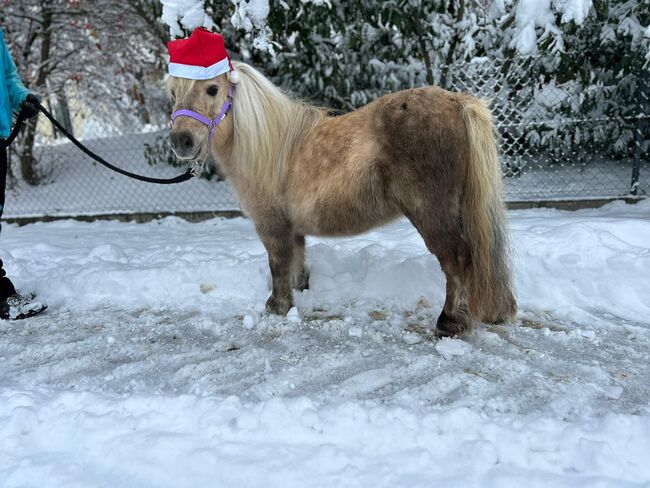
[{"left": 206, "top": 85, "right": 219, "bottom": 96}]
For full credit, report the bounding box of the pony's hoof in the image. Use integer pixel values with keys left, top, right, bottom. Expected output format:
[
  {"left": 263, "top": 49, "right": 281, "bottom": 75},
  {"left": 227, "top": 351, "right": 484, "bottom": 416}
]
[
  {"left": 481, "top": 296, "right": 517, "bottom": 324},
  {"left": 265, "top": 295, "right": 292, "bottom": 316},
  {"left": 435, "top": 310, "right": 473, "bottom": 338}
]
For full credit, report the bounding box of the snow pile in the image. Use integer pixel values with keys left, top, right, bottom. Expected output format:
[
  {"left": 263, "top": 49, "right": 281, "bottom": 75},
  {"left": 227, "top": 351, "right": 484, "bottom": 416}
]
[
  {"left": 6, "top": 200, "right": 648, "bottom": 324},
  {"left": 511, "top": 203, "right": 650, "bottom": 324},
  {"left": 2, "top": 390, "right": 649, "bottom": 487},
  {"left": 1, "top": 200, "right": 650, "bottom": 485}
]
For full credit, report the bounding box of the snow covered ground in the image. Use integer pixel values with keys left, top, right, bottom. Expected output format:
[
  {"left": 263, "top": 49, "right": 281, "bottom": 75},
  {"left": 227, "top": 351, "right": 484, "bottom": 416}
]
[{"left": 1, "top": 200, "right": 649, "bottom": 487}]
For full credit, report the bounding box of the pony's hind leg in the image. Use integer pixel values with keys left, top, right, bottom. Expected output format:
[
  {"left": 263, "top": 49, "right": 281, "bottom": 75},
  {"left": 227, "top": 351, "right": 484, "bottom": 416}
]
[
  {"left": 406, "top": 212, "right": 474, "bottom": 337},
  {"left": 256, "top": 221, "right": 295, "bottom": 315},
  {"left": 293, "top": 235, "right": 310, "bottom": 291},
  {"left": 434, "top": 239, "right": 474, "bottom": 337}
]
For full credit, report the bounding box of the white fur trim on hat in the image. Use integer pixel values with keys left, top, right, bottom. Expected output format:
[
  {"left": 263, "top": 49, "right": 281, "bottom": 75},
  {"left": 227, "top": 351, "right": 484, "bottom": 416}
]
[{"left": 168, "top": 58, "right": 230, "bottom": 80}]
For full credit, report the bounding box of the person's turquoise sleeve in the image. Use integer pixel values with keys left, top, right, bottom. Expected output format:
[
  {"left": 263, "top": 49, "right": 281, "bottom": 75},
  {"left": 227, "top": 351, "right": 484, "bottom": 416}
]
[{"left": 2, "top": 31, "right": 29, "bottom": 112}]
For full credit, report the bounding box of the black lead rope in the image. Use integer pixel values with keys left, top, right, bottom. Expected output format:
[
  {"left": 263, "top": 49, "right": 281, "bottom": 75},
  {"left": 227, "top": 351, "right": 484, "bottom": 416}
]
[
  {"left": 5, "top": 103, "right": 194, "bottom": 184},
  {"left": 3, "top": 112, "right": 26, "bottom": 148}
]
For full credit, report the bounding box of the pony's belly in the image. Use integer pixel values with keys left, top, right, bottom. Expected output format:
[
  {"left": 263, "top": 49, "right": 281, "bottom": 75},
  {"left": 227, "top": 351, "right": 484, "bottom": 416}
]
[{"left": 291, "top": 200, "right": 400, "bottom": 237}]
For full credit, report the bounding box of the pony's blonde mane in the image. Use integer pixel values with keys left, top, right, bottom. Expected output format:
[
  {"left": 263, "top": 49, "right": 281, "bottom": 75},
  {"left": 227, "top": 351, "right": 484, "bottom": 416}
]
[{"left": 230, "top": 61, "right": 323, "bottom": 193}]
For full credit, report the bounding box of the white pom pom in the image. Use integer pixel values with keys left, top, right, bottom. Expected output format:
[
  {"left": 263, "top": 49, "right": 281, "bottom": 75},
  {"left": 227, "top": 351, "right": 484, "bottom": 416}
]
[{"left": 229, "top": 70, "right": 240, "bottom": 84}]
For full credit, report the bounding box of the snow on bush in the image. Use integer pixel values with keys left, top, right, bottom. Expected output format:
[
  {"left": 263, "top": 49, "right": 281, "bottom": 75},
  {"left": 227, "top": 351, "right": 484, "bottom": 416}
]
[
  {"left": 510, "top": 0, "right": 561, "bottom": 54},
  {"left": 160, "top": 0, "right": 215, "bottom": 38},
  {"left": 230, "top": 0, "right": 269, "bottom": 33},
  {"left": 230, "top": 0, "right": 274, "bottom": 53},
  {"left": 559, "top": 0, "right": 593, "bottom": 24},
  {"left": 159, "top": 0, "right": 600, "bottom": 53},
  {"left": 161, "top": 0, "right": 272, "bottom": 52}
]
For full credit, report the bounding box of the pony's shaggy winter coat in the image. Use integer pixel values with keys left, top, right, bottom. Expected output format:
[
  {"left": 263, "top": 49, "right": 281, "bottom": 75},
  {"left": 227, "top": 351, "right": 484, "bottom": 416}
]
[{"left": 168, "top": 62, "right": 516, "bottom": 336}]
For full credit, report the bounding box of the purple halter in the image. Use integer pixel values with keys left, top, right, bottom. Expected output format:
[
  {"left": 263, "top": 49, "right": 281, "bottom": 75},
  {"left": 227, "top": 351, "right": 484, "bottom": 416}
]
[{"left": 170, "top": 85, "right": 233, "bottom": 144}]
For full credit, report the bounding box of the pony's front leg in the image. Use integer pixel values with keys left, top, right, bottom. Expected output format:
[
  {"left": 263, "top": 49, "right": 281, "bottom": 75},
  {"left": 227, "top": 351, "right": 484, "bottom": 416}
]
[
  {"left": 293, "top": 235, "right": 310, "bottom": 291},
  {"left": 258, "top": 224, "right": 295, "bottom": 315}
]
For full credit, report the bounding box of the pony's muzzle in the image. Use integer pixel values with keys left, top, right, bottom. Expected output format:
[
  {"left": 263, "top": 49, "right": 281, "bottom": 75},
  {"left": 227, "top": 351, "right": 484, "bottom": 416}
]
[{"left": 170, "top": 130, "right": 198, "bottom": 159}]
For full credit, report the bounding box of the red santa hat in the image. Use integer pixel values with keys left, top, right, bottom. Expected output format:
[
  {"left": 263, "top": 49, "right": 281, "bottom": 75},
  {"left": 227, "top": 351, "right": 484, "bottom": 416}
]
[{"left": 167, "top": 28, "right": 239, "bottom": 83}]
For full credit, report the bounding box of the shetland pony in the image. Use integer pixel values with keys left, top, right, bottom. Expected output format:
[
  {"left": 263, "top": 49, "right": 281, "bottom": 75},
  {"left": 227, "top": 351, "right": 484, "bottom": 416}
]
[{"left": 167, "top": 62, "right": 516, "bottom": 337}]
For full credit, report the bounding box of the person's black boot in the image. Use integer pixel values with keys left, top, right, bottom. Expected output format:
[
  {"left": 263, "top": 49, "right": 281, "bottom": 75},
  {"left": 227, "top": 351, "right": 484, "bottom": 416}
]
[
  {"left": 0, "top": 260, "right": 47, "bottom": 320},
  {"left": 0, "top": 291, "right": 47, "bottom": 320}
]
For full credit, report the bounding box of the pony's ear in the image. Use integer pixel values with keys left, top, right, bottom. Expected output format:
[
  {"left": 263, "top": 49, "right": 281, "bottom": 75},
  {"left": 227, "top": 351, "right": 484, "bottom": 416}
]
[{"left": 229, "top": 70, "right": 240, "bottom": 84}]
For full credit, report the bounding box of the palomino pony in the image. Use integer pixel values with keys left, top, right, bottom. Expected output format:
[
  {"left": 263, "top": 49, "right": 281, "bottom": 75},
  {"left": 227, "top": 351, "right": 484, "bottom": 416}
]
[{"left": 167, "top": 62, "right": 516, "bottom": 337}]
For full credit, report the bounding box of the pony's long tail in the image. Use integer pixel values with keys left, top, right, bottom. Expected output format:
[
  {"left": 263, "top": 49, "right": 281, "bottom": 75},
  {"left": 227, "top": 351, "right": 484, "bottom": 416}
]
[{"left": 460, "top": 97, "right": 517, "bottom": 323}]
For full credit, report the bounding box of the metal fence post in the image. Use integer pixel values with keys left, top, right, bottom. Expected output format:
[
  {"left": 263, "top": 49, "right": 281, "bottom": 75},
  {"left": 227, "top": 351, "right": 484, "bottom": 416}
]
[{"left": 631, "top": 66, "right": 648, "bottom": 196}]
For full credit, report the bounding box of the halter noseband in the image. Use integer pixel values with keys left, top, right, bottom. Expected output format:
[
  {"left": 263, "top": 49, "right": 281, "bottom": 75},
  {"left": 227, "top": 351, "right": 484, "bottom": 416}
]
[{"left": 170, "top": 85, "right": 233, "bottom": 144}]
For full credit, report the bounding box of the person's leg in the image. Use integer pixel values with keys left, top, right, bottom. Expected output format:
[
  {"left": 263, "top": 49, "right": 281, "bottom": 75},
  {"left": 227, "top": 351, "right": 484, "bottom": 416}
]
[
  {"left": 0, "top": 140, "right": 6, "bottom": 220},
  {"left": 0, "top": 143, "right": 17, "bottom": 301},
  {"left": 0, "top": 259, "right": 17, "bottom": 300},
  {"left": 0, "top": 141, "right": 46, "bottom": 319}
]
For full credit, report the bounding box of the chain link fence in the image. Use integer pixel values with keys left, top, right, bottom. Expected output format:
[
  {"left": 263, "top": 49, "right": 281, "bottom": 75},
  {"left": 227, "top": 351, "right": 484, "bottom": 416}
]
[
  {"left": 445, "top": 54, "right": 648, "bottom": 202},
  {"left": 4, "top": 55, "right": 648, "bottom": 219}
]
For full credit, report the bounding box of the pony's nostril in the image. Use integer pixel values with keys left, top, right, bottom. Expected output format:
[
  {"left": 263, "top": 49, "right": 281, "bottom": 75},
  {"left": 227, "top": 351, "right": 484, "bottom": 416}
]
[
  {"left": 181, "top": 134, "right": 193, "bottom": 150},
  {"left": 171, "top": 131, "right": 195, "bottom": 154}
]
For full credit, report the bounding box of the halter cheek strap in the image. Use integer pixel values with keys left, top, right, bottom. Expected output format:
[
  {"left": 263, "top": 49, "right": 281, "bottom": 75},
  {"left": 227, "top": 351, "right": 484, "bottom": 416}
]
[{"left": 170, "top": 85, "right": 233, "bottom": 144}]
